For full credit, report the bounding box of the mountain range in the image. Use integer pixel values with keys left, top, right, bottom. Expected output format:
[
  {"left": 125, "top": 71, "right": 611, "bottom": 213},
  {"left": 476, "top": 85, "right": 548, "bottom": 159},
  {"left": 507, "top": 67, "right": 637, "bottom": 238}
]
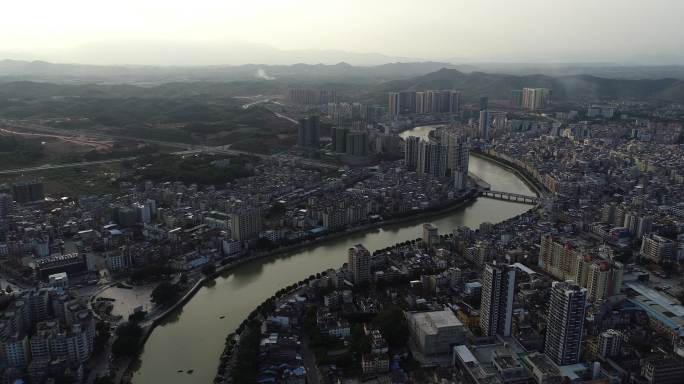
[
  {"left": 1, "top": 62, "right": 684, "bottom": 104},
  {"left": 0, "top": 59, "right": 472, "bottom": 84},
  {"left": 372, "top": 68, "right": 684, "bottom": 103}
]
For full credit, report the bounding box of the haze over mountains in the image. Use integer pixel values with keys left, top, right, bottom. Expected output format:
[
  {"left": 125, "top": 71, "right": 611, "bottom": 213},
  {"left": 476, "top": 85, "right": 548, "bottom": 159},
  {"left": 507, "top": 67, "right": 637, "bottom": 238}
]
[
  {"left": 2, "top": 63, "right": 684, "bottom": 105},
  {"left": 3, "top": 58, "right": 684, "bottom": 86},
  {"left": 2, "top": 41, "right": 684, "bottom": 104},
  {"left": 373, "top": 68, "right": 684, "bottom": 103}
]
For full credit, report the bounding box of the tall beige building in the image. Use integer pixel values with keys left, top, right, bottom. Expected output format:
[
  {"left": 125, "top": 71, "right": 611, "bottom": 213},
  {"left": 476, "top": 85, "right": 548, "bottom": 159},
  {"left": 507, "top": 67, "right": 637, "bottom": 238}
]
[
  {"left": 522, "top": 88, "right": 551, "bottom": 110},
  {"left": 422, "top": 223, "right": 438, "bottom": 249},
  {"left": 586, "top": 260, "right": 623, "bottom": 302},
  {"left": 348, "top": 244, "right": 371, "bottom": 284}
]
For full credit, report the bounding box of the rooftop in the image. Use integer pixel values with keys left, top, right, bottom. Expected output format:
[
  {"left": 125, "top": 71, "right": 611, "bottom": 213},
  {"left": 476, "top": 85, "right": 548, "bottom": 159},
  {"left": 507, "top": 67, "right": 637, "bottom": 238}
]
[{"left": 408, "top": 310, "right": 463, "bottom": 334}]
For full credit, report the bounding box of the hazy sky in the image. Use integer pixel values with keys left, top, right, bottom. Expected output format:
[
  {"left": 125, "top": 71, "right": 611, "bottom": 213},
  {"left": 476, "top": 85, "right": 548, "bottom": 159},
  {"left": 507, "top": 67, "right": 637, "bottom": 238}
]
[{"left": 2, "top": 0, "right": 683, "bottom": 65}]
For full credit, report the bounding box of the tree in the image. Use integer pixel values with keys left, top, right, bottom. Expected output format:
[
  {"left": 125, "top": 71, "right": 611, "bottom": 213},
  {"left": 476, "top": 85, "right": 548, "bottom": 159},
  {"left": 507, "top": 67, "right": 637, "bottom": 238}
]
[
  {"left": 201, "top": 263, "right": 216, "bottom": 276},
  {"left": 112, "top": 322, "right": 143, "bottom": 358},
  {"left": 94, "top": 376, "right": 115, "bottom": 384},
  {"left": 130, "top": 265, "right": 176, "bottom": 282},
  {"left": 256, "top": 237, "right": 276, "bottom": 250},
  {"left": 151, "top": 282, "right": 181, "bottom": 305},
  {"left": 116, "top": 322, "right": 143, "bottom": 338},
  {"left": 266, "top": 202, "right": 286, "bottom": 219},
  {"left": 372, "top": 306, "right": 409, "bottom": 348},
  {"left": 128, "top": 311, "right": 147, "bottom": 323},
  {"left": 112, "top": 335, "right": 140, "bottom": 358},
  {"left": 179, "top": 274, "right": 189, "bottom": 285},
  {"left": 232, "top": 320, "right": 261, "bottom": 383},
  {"left": 349, "top": 324, "right": 371, "bottom": 362},
  {"left": 93, "top": 321, "right": 111, "bottom": 354}
]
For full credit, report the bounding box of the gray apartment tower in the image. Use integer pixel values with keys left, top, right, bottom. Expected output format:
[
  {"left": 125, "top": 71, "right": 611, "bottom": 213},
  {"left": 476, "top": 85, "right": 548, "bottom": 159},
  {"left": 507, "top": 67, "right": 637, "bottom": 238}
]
[
  {"left": 298, "top": 115, "right": 320, "bottom": 149},
  {"left": 479, "top": 264, "right": 516, "bottom": 337},
  {"left": 544, "top": 281, "right": 587, "bottom": 366}
]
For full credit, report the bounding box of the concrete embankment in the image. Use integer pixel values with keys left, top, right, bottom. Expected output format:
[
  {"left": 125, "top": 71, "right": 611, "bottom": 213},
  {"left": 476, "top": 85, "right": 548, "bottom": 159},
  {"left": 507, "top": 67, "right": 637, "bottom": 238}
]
[{"left": 470, "top": 150, "right": 548, "bottom": 196}]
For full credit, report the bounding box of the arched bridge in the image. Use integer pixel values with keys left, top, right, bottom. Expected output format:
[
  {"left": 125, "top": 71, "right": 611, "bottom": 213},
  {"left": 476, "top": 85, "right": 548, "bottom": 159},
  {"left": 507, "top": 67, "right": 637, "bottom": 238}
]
[{"left": 480, "top": 190, "right": 539, "bottom": 205}]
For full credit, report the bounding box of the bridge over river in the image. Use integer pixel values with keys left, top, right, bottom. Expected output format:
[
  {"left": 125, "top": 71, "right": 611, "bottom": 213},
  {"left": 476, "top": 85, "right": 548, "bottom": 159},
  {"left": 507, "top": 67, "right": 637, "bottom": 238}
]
[{"left": 480, "top": 190, "right": 539, "bottom": 205}]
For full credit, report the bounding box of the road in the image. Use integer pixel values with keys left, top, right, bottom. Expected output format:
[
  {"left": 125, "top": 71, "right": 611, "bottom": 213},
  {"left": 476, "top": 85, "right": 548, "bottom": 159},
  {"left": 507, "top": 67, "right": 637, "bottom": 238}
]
[
  {"left": 0, "top": 127, "right": 114, "bottom": 150},
  {"left": 0, "top": 120, "right": 339, "bottom": 174},
  {"left": 0, "top": 157, "right": 139, "bottom": 176}
]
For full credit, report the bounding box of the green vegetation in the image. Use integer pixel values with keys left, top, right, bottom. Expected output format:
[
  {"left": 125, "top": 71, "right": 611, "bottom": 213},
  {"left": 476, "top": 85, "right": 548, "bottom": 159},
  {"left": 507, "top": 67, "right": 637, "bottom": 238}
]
[
  {"left": 60, "top": 143, "right": 162, "bottom": 163},
  {"left": 232, "top": 319, "right": 262, "bottom": 383},
  {"left": 135, "top": 154, "right": 257, "bottom": 186},
  {"left": 128, "top": 311, "right": 147, "bottom": 323},
  {"left": 0, "top": 135, "right": 44, "bottom": 167},
  {"left": 93, "top": 321, "right": 111, "bottom": 354},
  {"left": 94, "top": 376, "right": 115, "bottom": 384},
  {"left": 372, "top": 306, "right": 409, "bottom": 348},
  {"left": 201, "top": 264, "right": 216, "bottom": 276},
  {"left": 112, "top": 322, "right": 143, "bottom": 358},
  {"left": 130, "top": 265, "right": 176, "bottom": 282},
  {"left": 151, "top": 281, "right": 183, "bottom": 305},
  {"left": 0, "top": 164, "right": 121, "bottom": 197},
  {"left": 349, "top": 324, "right": 371, "bottom": 361},
  {"left": 0, "top": 91, "right": 297, "bottom": 147}
]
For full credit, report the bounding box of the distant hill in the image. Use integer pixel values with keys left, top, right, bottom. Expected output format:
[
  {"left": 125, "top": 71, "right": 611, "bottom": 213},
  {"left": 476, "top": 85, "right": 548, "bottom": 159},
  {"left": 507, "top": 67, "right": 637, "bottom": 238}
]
[
  {"left": 2, "top": 66, "right": 684, "bottom": 104},
  {"left": 371, "top": 68, "right": 684, "bottom": 103},
  {"left": 0, "top": 59, "right": 473, "bottom": 85}
]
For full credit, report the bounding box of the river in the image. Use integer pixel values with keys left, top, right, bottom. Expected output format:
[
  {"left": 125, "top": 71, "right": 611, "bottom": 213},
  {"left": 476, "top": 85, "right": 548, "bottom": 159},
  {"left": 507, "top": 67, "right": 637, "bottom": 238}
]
[{"left": 131, "top": 125, "right": 535, "bottom": 384}]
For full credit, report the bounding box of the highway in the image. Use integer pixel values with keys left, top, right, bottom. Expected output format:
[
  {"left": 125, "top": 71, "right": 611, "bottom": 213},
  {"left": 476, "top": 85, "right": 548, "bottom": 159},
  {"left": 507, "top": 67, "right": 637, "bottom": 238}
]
[
  {"left": 0, "top": 157, "right": 139, "bottom": 176},
  {"left": 0, "top": 119, "right": 339, "bottom": 175}
]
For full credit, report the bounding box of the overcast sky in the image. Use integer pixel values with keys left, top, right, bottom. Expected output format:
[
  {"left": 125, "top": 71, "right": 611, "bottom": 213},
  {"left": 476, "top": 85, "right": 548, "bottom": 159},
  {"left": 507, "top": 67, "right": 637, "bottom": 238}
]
[{"left": 2, "top": 0, "right": 683, "bottom": 65}]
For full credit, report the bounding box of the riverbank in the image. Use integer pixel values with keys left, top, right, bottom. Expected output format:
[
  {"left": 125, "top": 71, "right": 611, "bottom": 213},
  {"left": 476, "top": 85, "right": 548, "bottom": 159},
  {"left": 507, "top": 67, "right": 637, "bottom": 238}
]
[
  {"left": 214, "top": 204, "right": 543, "bottom": 384},
  {"left": 120, "top": 190, "right": 480, "bottom": 381},
  {"left": 130, "top": 152, "right": 537, "bottom": 384},
  {"left": 159, "top": 190, "right": 480, "bottom": 319},
  {"left": 470, "top": 150, "right": 548, "bottom": 196}
]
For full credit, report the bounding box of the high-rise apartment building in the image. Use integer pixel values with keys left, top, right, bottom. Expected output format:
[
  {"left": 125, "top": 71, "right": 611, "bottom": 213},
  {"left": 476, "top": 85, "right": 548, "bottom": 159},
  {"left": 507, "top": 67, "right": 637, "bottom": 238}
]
[
  {"left": 331, "top": 127, "right": 350, "bottom": 153},
  {"left": 538, "top": 234, "right": 587, "bottom": 281},
  {"left": 0, "top": 193, "right": 12, "bottom": 218},
  {"left": 586, "top": 260, "right": 623, "bottom": 302},
  {"left": 597, "top": 329, "right": 623, "bottom": 358},
  {"left": 404, "top": 136, "right": 420, "bottom": 171},
  {"left": 399, "top": 91, "right": 416, "bottom": 114},
  {"left": 640, "top": 233, "right": 674, "bottom": 264},
  {"left": 479, "top": 110, "right": 490, "bottom": 140},
  {"left": 480, "top": 264, "right": 516, "bottom": 337},
  {"left": 388, "top": 92, "right": 400, "bottom": 117},
  {"left": 422, "top": 223, "right": 438, "bottom": 249},
  {"left": 416, "top": 141, "right": 448, "bottom": 178},
  {"left": 345, "top": 131, "right": 369, "bottom": 157},
  {"left": 449, "top": 91, "right": 461, "bottom": 114},
  {"left": 388, "top": 90, "right": 460, "bottom": 116},
  {"left": 12, "top": 181, "right": 44, "bottom": 204},
  {"left": 522, "top": 88, "right": 551, "bottom": 110},
  {"left": 297, "top": 116, "right": 320, "bottom": 149},
  {"left": 446, "top": 133, "right": 469, "bottom": 190},
  {"left": 426, "top": 90, "right": 441, "bottom": 114},
  {"left": 288, "top": 88, "right": 337, "bottom": 105},
  {"left": 544, "top": 281, "right": 587, "bottom": 366},
  {"left": 348, "top": 244, "right": 371, "bottom": 284},
  {"left": 404, "top": 129, "right": 469, "bottom": 189},
  {"left": 415, "top": 92, "right": 426, "bottom": 114},
  {"left": 229, "top": 208, "right": 262, "bottom": 242},
  {"left": 510, "top": 90, "right": 523, "bottom": 108},
  {"left": 479, "top": 96, "right": 489, "bottom": 111},
  {"left": 640, "top": 356, "right": 684, "bottom": 384}
]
